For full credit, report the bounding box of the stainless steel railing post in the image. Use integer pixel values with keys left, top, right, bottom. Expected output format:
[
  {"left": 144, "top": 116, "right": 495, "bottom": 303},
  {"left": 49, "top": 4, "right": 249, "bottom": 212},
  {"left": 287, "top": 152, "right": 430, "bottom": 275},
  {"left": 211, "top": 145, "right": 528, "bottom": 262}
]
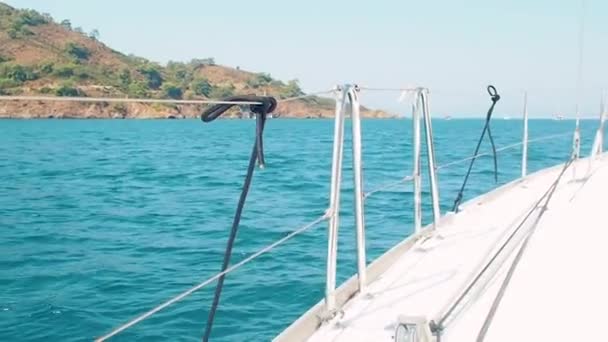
[
  {"left": 522, "top": 92, "right": 529, "bottom": 177},
  {"left": 325, "top": 85, "right": 348, "bottom": 311},
  {"left": 325, "top": 84, "right": 369, "bottom": 310},
  {"left": 591, "top": 93, "right": 606, "bottom": 157},
  {"left": 412, "top": 92, "right": 423, "bottom": 234},
  {"left": 420, "top": 89, "right": 441, "bottom": 227},
  {"left": 573, "top": 123, "right": 581, "bottom": 159},
  {"left": 348, "top": 86, "right": 368, "bottom": 292}
]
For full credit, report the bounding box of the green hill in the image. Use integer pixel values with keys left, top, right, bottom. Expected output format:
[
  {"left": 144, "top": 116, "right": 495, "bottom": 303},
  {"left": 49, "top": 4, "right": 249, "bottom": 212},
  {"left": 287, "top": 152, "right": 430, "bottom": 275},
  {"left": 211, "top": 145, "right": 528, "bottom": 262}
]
[{"left": 0, "top": 2, "right": 389, "bottom": 118}]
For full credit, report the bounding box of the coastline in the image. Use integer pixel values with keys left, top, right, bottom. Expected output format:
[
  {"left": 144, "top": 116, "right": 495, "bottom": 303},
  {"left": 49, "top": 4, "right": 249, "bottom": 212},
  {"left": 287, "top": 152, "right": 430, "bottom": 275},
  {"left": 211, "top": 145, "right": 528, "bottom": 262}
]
[{"left": 0, "top": 100, "right": 394, "bottom": 119}]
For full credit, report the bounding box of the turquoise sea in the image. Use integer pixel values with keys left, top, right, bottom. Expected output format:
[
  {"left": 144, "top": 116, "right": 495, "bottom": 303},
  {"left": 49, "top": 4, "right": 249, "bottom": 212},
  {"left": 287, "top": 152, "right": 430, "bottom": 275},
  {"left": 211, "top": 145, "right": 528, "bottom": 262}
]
[{"left": 0, "top": 118, "right": 604, "bottom": 341}]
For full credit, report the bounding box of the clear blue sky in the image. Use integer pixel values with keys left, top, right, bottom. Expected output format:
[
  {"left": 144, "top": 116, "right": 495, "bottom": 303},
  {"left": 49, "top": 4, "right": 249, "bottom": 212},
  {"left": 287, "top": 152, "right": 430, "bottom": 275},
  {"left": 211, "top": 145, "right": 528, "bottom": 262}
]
[{"left": 5, "top": 0, "right": 608, "bottom": 117}]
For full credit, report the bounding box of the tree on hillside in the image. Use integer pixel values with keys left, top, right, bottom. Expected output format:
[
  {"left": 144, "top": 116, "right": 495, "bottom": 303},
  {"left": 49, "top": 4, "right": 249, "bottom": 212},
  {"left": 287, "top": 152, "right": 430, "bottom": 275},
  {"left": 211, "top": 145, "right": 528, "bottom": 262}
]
[
  {"left": 14, "top": 9, "right": 49, "bottom": 27},
  {"left": 55, "top": 82, "right": 83, "bottom": 97},
  {"left": 60, "top": 19, "right": 72, "bottom": 30},
  {"left": 7, "top": 29, "right": 18, "bottom": 39},
  {"left": 191, "top": 78, "right": 212, "bottom": 97},
  {"left": 279, "top": 79, "right": 304, "bottom": 99},
  {"left": 258, "top": 73, "right": 273, "bottom": 85},
  {"left": 7, "top": 10, "right": 49, "bottom": 37},
  {"left": 126, "top": 54, "right": 149, "bottom": 65},
  {"left": 167, "top": 61, "right": 187, "bottom": 70},
  {"left": 36, "top": 62, "right": 54, "bottom": 76},
  {"left": 204, "top": 58, "right": 215, "bottom": 66},
  {"left": 52, "top": 63, "right": 77, "bottom": 78},
  {"left": 138, "top": 65, "right": 163, "bottom": 89},
  {"left": 0, "top": 78, "right": 21, "bottom": 94},
  {"left": 0, "top": 4, "right": 13, "bottom": 16},
  {"left": 189, "top": 58, "right": 216, "bottom": 69},
  {"left": 0, "top": 64, "right": 37, "bottom": 83},
  {"left": 89, "top": 29, "right": 100, "bottom": 41},
  {"left": 41, "top": 12, "right": 53, "bottom": 22},
  {"left": 118, "top": 69, "right": 131, "bottom": 88},
  {"left": 162, "top": 83, "right": 183, "bottom": 99},
  {"left": 65, "top": 42, "right": 91, "bottom": 60},
  {"left": 166, "top": 61, "right": 192, "bottom": 86},
  {"left": 247, "top": 73, "right": 273, "bottom": 89},
  {"left": 127, "top": 82, "right": 149, "bottom": 98},
  {"left": 209, "top": 85, "right": 235, "bottom": 99}
]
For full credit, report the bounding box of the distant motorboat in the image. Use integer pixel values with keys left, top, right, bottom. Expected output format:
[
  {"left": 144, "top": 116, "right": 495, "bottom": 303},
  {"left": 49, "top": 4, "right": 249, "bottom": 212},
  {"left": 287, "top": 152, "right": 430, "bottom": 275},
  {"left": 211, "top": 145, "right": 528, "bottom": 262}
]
[
  {"left": 444, "top": 115, "right": 452, "bottom": 120},
  {"left": 553, "top": 114, "right": 565, "bottom": 121}
]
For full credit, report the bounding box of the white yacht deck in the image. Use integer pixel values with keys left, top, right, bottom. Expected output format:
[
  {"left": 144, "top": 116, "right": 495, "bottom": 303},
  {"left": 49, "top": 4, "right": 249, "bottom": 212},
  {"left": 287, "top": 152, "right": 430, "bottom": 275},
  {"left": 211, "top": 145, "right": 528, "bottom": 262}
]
[
  {"left": 87, "top": 84, "right": 606, "bottom": 342},
  {"left": 301, "top": 154, "right": 608, "bottom": 341}
]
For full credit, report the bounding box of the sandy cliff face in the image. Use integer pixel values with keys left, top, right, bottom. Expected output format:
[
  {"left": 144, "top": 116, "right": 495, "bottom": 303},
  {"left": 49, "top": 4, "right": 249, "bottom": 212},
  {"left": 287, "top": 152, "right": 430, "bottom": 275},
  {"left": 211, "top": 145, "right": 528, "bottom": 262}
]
[
  {"left": 0, "top": 100, "right": 393, "bottom": 119},
  {"left": 0, "top": 99, "right": 366, "bottom": 119}
]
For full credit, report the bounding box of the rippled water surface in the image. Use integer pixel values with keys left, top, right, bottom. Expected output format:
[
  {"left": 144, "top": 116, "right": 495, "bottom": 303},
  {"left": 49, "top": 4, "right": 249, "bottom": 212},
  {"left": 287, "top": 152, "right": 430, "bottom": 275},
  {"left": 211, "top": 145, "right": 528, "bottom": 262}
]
[{"left": 0, "top": 118, "right": 603, "bottom": 341}]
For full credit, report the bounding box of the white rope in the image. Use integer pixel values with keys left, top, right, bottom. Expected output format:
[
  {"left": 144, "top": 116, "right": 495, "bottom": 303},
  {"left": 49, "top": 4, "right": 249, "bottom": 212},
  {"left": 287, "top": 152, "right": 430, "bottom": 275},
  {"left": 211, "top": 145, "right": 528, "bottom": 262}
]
[
  {"left": 95, "top": 213, "right": 329, "bottom": 342},
  {"left": 277, "top": 90, "right": 335, "bottom": 103},
  {"left": 435, "top": 132, "right": 573, "bottom": 171},
  {"left": 358, "top": 87, "right": 418, "bottom": 93},
  {"left": 364, "top": 132, "right": 572, "bottom": 199},
  {"left": 363, "top": 175, "right": 415, "bottom": 200},
  {"left": 359, "top": 86, "right": 423, "bottom": 105},
  {"left": 0, "top": 90, "right": 336, "bottom": 107},
  {"left": 0, "top": 95, "right": 261, "bottom": 105}
]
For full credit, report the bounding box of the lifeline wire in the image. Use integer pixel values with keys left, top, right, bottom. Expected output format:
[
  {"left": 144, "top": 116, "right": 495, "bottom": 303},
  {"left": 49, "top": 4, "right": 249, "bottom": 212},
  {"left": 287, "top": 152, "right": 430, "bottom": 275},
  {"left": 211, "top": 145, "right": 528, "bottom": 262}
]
[
  {"left": 93, "top": 91, "right": 337, "bottom": 341},
  {"left": 277, "top": 89, "right": 335, "bottom": 103},
  {"left": 94, "top": 213, "right": 327, "bottom": 342},
  {"left": 95, "top": 95, "right": 332, "bottom": 342},
  {"left": 0, "top": 95, "right": 262, "bottom": 105},
  {"left": 436, "top": 132, "right": 573, "bottom": 171},
  {"left": 0, "top": 90, "right": 334, "bottom": 106},
  {"left": 363, "top": 175, "right": 415, "bottom": 200},
  {"left": 362, "top": 132, "right": 572, "bottom": 201}
]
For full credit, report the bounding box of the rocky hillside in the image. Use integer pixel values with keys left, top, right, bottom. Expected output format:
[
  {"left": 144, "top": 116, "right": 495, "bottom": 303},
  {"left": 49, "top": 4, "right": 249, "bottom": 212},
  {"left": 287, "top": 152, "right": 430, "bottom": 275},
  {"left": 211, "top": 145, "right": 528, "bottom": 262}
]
[{"left": 0, "top": 3, "right": 389, "bottom": 119}]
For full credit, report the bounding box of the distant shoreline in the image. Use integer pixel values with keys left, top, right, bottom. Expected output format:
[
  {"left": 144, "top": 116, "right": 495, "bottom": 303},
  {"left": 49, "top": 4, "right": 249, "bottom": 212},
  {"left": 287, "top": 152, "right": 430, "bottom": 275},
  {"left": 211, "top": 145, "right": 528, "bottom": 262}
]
[
  {"left": 0, "top": 117, "right": 400, "bottom": 120},
  {"left": 0, "top": 116, "right": 596, "bottom": 120}
]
